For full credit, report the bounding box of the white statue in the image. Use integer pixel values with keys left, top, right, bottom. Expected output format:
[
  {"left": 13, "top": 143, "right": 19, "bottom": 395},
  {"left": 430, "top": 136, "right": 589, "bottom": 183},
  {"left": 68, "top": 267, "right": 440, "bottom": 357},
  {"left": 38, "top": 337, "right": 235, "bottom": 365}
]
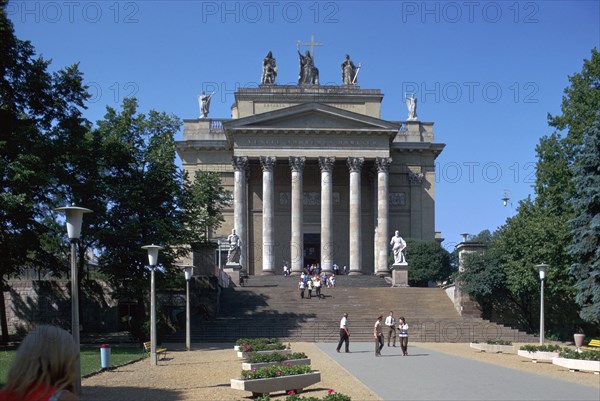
[
  {"left": 390, "top": 230, "right": 407, "bottom": 265},
  {"left": 227, "top": 228, "right": 241, "bottom": 264},
  {"left": 406, "top": 94, "right": 418, "bottom": 121},
  {"left": 198, "top": 91, "right": 215, "bottom": 118}
]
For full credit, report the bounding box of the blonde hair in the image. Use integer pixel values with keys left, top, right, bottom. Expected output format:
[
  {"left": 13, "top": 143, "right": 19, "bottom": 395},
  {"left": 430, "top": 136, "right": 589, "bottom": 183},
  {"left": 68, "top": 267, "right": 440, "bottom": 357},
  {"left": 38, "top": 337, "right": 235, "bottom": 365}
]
[{"left": 4, "top": 325, "right": 78, "bottom": 397}]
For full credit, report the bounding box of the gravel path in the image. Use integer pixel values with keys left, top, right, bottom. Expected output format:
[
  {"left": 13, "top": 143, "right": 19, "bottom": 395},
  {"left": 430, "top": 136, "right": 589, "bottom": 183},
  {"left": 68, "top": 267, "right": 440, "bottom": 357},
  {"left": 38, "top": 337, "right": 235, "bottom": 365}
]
[
  {"left": 81, "top": 342, "right": 598, "bottom": 400},
  {"left": 81, "top": 342, "right": 381, "bottom": 401}
]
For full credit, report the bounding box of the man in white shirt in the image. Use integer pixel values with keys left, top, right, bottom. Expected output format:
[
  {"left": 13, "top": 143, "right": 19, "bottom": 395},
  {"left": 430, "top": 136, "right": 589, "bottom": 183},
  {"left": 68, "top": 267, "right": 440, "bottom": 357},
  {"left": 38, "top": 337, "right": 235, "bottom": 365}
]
[
  {"left": 385, "top": 311, "right": 396, "bottom": 347},
  {"left": 336, "top": 313, "right": 350, "bottom": 353}
]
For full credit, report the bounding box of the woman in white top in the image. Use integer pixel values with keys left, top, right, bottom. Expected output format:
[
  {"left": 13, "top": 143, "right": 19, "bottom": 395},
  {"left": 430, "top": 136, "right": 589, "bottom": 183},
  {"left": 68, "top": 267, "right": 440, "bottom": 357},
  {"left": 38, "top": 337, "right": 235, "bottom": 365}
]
[{"left": 398, "top": 317, "right": 409, "bottom": 356}]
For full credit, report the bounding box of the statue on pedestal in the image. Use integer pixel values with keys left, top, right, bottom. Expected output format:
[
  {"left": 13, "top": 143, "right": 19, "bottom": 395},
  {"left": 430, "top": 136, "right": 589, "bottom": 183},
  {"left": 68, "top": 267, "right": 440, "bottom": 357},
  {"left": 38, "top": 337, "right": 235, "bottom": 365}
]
[
  {"left": 227, "top": 228, "right": 241, "bottom": 264},
  {"left": 297, "top": 43, "right": 319, "bottom": 85},
  {"left": 261, "top": 51, "right": 277, "bottom": 85},
  {"left": 406, "top": 94, "right": 418, "bottom": 121},
  {"left": 198, "top": 91, "right": 215, "bottom": 119},
  {"left": 390, "top": 230, "right": 407, "bottom": 265},
  {"left": 341, "top": 54, "right": 360, "bottom": 85}
]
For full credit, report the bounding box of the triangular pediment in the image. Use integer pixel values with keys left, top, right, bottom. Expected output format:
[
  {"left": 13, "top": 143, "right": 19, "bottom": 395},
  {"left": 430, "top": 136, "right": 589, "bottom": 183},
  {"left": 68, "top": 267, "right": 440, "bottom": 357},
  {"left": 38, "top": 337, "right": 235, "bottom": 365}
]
[{"left": 223, "top": 103, "right": 398, "bottom": 131}]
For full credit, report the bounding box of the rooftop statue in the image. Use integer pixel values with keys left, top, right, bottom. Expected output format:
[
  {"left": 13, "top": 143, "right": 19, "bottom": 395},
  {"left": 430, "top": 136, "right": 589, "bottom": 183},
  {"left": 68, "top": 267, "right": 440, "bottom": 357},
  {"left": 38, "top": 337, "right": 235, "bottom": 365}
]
[
  {"left": 261, "top": 51, "right": 277, "bottom": 85},
  {"left": 297, "top": 43, "right": 320, "bottom": 85},
  {"left": 341, "top": 54, "right": 360, "bottom": 85}
]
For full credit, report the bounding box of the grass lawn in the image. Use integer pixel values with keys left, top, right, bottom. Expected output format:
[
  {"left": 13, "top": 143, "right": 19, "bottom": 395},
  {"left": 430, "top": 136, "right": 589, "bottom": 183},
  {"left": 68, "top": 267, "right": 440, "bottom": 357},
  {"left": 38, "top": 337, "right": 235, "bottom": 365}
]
[{"left": 0, "top": 345, "right": 145, "bottom": 387}]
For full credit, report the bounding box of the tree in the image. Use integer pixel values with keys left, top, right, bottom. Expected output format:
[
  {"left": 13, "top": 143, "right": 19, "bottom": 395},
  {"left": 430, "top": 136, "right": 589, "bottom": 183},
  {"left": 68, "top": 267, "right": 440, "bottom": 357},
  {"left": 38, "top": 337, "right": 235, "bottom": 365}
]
[
  {"left": 0, "top": 0, "right": 89, "bottom": 342},
  {"left": 568, "top": 111, "right": 600, "bottom": 324},
  {"left": 404, "top": 239, "right": 452, "bottom": 287},
  {"left": 92, "top": 99, "right": 229, "bottom": 340}
]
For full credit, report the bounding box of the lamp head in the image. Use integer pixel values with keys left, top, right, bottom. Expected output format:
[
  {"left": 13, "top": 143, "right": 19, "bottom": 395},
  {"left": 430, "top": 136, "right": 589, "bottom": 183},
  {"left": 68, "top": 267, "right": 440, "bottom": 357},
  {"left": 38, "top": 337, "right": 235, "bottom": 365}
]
[
  {"left": 181, "top": 265, "right": 194, "bottom": 281},
  {"left": 535, "top": 263, "right": 548, "bottom": 280},
  {"left": 142, "top": 244, "right": 163, "bottom": 267},
  {"left": 53, "top": 204, "right": 93, "bottom": 240}
]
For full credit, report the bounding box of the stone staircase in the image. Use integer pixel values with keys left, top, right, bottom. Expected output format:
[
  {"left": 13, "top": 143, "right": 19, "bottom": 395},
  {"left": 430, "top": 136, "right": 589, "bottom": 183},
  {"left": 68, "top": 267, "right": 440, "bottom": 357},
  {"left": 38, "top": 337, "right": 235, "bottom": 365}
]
[{"left": 164, "top": 275, "right": 537, "bottom": 343}]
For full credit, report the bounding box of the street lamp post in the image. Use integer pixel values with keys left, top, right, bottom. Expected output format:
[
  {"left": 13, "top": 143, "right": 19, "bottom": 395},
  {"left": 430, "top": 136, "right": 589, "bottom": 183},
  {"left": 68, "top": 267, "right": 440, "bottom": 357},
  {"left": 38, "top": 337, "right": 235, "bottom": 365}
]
[
  {"left": 535, "top": 263, "right": 548, "bottom": 345},
  {"left": 181, "top": 265, "right": 194, "bottom": 351},
  {"left": 142, "top": 244, "right": 163, "bottom": 366},
  {"left": 53, "top": 204, "right": 92, "bottom": 396}
]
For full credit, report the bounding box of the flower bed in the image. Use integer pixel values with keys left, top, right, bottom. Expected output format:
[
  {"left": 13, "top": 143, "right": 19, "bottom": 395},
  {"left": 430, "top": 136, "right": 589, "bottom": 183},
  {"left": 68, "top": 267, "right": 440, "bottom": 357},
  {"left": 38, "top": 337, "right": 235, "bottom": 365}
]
[
  {"left": 552, "top": 357, "right": 600, "bottom": 374},
  {"left": 238, "top": 348, "right": 292, "bottom": 359},
  {"left": 518, "top": 344, "right": 561, "bottom": 363},
  {"left": 470, "top": 342, "right": 514, "bottom": 353},
  {"left": 242, "top": 358, "right": 311, "bottom": 371},
  {"left": 242, "top": 352, "right": 309, "bottom": 370},
  {"left": 231, "top": 365, "right": 320, "bottom": 396},
  {"left": 235, "top": 338, "right": 288, "bottom": 356}
]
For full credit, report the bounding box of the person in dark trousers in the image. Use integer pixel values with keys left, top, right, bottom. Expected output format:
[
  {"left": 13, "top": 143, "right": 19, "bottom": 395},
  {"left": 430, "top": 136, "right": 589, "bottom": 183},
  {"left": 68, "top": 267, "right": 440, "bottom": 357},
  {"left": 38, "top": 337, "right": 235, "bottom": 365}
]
[
  {"left": 385, "top": 311, "right": 396, "bottom": 347},
  {"left": 336, "top": 313, "right": 350, "bottom": 353},
  {"left": 374, "top": 315, "right": 384, "bottom": 356},
  {"left": 398, "top": 316, "right": 409, "bottom": 356}
]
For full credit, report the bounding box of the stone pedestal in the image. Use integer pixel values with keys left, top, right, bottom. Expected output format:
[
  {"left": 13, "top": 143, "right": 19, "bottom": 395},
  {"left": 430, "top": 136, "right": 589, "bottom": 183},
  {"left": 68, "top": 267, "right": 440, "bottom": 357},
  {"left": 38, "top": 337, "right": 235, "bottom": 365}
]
[
  {"left": 391, "top": 264, "right": 409, "bottom": 287},
  {"left": 225, "top": 263, "right": 242, "bottom": 286}
]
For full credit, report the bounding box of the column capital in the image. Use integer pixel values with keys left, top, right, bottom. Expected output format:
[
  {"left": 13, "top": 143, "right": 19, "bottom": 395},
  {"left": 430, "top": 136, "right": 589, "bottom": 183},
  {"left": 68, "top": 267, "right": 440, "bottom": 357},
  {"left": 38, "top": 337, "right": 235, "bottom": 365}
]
[
  {"left": 232, "top": 156, "right": 248, "bottom": 171},
  {"left": 318, "top": 156, "right": 336, "bottom": 172},
  {"left": 260, "top": 156, "right": 277, "bottom": 172},
  {"left": 375, "top": 157, "right": 393, "bottom": 173},
  {"left": 289, "top": 156, "right": 306, "bottom": 172},
  {"left": 347, "top": 157, "right": 364, "bottom": 173},
  {"left": 408, "top": 171, "right": 424, "bottom": 185}
]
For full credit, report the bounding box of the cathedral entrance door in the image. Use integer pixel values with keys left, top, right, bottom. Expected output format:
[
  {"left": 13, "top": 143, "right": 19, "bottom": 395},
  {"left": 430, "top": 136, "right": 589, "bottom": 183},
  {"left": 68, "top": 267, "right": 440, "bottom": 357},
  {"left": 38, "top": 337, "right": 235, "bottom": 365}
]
[{"left": 303, "top": 233, "right": 320, "bottom": 269}]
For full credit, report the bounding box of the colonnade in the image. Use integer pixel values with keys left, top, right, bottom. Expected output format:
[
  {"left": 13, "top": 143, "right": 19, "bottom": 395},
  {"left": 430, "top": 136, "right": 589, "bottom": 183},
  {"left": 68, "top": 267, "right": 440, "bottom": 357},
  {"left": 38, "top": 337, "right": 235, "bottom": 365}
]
[{"left": 232, "top": 155, "right": 392, "bottom": 275}]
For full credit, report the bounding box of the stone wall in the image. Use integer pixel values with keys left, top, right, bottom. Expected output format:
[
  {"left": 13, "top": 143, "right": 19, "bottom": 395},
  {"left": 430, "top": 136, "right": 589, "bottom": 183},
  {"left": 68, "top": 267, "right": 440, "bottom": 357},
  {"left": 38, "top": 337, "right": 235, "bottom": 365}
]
[{"left": 4, "top": 280, "right": 119, "bottom": 338}]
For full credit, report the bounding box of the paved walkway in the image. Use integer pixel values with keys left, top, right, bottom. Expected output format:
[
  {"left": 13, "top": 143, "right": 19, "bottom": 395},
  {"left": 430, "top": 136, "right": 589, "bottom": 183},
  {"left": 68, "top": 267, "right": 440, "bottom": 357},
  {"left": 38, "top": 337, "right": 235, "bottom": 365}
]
[{"left": 316, "top": 342, "right": 600, "bottom": 401}]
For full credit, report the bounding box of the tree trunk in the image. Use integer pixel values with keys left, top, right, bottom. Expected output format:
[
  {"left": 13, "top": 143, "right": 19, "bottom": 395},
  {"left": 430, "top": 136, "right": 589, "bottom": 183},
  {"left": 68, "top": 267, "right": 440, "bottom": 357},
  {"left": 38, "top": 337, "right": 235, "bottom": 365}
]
[{"left": 0, "top": 281, "right": 10, "bottom": 344}]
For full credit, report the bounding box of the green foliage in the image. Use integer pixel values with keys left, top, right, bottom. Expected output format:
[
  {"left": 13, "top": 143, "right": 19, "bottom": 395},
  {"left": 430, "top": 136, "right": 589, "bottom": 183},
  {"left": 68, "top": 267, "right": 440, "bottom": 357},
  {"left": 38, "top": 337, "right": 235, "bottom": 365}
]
[
  {"left": 485, "top": 339, "right": 512, "bottom": 346},
  {"left": 236, "top": 337, "right": 279, "bottom": 346},
  {"left": 240, "top": 364, "right": 311, "bottom": 380},
  {"left": 568, "top": 112, "right": 600, "bottom": 324},
  {"left": 519, "top": 344, "right": 562, "bottom": 352},
  {"left": 244, "top": 352, "right": 307, "bottom": 363},
  {"left": 284, "top": 392, "right": 352, "bottom": 401},
  {"left": 559, "top": 348, "right": 600, "bottom": 361},
  {"left": 404, "top": 239, "right": 452, "bottom": 287}
]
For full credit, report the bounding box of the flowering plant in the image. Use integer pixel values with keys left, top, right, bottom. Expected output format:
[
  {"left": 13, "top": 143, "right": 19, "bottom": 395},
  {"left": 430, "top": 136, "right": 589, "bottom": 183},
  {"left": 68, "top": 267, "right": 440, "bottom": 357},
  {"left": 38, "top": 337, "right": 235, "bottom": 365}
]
[
  {"left": 261, "top": 389, "right": 352, "bottom": 400},
  {"left": 245, "top": 351, "right": 307, "bottom": 363},
  {"left": 236, "top": 338, "right": 287, "bottom": 352},
  {"left": 240, "top": 364, "right": 311, "bottom": 380}
]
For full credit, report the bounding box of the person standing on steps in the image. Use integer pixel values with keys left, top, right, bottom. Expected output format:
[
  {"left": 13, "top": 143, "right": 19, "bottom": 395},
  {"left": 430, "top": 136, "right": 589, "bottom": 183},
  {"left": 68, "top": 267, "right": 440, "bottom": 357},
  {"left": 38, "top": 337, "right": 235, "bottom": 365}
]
[
  {"left": 298, "top": 277, "right": 305, "bottom": 299},
  {"left": 385, "top": 311, "right": 397, "bottom": 347},
  {"left": 336, "top": 313, "right": 350, "bottom": 353},
  {"left": 374, "top": 315, "right": 384, "bottom": 356},
  {"left": 398, "top": 316, "right": 409, "bottom": 356}
]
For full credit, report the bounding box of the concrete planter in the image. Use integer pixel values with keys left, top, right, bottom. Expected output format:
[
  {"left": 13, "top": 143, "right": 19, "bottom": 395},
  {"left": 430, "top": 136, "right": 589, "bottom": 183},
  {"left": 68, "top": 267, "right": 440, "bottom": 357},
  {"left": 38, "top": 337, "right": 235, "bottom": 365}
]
[
  {"left": 470, "top": 343, "right": 514, "bottom": 353},
  {"left": 517, "top": 350, "right": 560, "bottom": 363},
  {"left": 552, "top": 357, "right": 600, "bottom": 374},
  {"left": 237, "top": 348, "right": 291, "bottom": 359},
  {"left": 242, "top": 358, "right": 311, "bottom": 371},
  {"left": 231, "top": 371, "right": 321, "bottom": 396}
]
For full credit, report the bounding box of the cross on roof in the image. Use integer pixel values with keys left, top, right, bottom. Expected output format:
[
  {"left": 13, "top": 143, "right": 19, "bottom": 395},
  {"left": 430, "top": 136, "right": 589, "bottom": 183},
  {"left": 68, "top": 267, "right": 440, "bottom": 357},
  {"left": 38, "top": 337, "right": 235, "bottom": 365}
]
[{"left": 297, "top": 34, "right": 323, "bottom": 60}]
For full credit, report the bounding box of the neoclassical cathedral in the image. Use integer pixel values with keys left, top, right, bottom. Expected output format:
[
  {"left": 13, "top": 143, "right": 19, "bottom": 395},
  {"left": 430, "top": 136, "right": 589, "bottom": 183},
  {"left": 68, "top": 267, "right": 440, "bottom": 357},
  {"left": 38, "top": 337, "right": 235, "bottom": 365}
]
[{"left": 176, "top": 50, "right": 445, "bottom": 276}]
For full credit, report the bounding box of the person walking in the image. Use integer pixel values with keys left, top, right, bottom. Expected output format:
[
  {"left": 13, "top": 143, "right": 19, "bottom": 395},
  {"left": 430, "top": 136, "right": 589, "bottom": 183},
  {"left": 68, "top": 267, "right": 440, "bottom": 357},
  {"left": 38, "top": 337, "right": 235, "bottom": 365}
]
[
  {"left": 298, "top": 278, "right": 305, "bottom": 299},
  {"left": 307, "top": 277, "right": 313, "bottom": 299},
  {"left": 0, "top": 325, "right": 79, "bottom": 401},
  {"left": 336, "top": 313, "right": 350, "bottom": 353},
  {"left": 374, "top": 315, "right": 384, "bottom": 356},
  {"left": 398, "top": 316, "right": 409, "bottom": 356},
  {"left": 385, "top": 311, "right": 397, "bottom": 347}
]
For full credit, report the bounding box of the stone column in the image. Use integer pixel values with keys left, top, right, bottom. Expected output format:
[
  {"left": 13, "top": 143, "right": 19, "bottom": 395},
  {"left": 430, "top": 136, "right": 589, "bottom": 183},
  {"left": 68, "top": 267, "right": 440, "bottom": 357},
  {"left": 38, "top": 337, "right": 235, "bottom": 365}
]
[
  {"left": 289, "top": 157, "right": 306, "bottom": 275},
  {"left": 319, "top": 156, "right": 335, "bottom": 273},
  {"left": 375, "top": 157, "right": 392, "bottom": 276},
  {"left": 409, "top": 170, "right": 424, "bottom": 239},
  {"left": 347, "top": 157, "right": 364, "bottom": 275},
  {"left": 260, "top": 156, "right": 276, "bottom": 275},
  {"left": 232, "top": 156, "right": 248, "bottom": 269}
]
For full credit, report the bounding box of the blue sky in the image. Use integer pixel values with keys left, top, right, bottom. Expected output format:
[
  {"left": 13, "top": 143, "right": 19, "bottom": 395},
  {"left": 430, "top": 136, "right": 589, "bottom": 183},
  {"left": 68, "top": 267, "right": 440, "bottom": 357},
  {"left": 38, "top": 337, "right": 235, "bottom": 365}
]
[{"left": 8, "top": 0, "right": 600, "bottom": 251}]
